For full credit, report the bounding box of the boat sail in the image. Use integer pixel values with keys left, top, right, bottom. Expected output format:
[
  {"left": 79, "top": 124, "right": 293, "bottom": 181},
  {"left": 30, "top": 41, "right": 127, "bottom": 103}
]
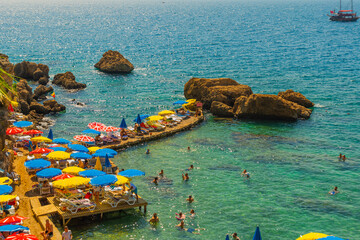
[{"left": 328, "top": 0, "right": 360, "bottom": 21}]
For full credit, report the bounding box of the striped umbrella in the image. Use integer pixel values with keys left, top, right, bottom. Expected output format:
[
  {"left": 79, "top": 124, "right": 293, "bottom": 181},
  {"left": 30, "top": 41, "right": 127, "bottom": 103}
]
[
  {"left": 88, "top": 122, "right": 106, "bottom": 131},
  {"left": 6, "top": 127, "right": 23, "bottom": 135},
  {"left": 5, "top": 233, "right": 38, "bottom": 240},
  {"left": 73, "top": 135, "right": 95, "bottom": 143},
  {"left": 23, "top": 130, "right": 43, "bottom": 136},
  {"left": 103, "top": 126, "right": 119, "bottom": 132}
]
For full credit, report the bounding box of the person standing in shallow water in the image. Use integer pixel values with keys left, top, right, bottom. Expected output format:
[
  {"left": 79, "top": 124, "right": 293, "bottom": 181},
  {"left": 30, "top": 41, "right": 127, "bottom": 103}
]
[
  {"left": 146, "top": 149, "right": 150, "bottom": 154},
  {"left": 232, "top": 232, "right": 241, "bottom": 240},
  {"left": 182, "top": 173, "right": 189, "bottom": 181}
]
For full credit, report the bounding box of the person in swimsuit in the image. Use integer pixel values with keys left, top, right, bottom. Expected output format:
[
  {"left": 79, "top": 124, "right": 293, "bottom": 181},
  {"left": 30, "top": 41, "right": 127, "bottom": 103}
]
[
  {"left": 329, "top": 186, "right": 339, "bottom": 195},
  {"left": 159, "top": 170, "right": 164, "bottom": 177},
  {"left": 190, "top": 209, "right": 195, "bottom": 217},
  {"left": 176, "top": 212, "right": 186, "bottom": 220},
  {"left": 187, "top": 165, "right": 194, "bottom": 171},
  {"left": 182, "top": 173, "right": 189, "bottom": 181},
  {"left": 176, "top": 220, "right": 185, "bottom": 229},
  {"left": 41, "top": 219, "right": 53, "bottom": 239},
  {"left": 233, "top": 232, "right": 241, "bottom": 240},
  {"left": 338, "top": 153, "right": 342, "bottom": 161},
  {"left": 149, "top": 213, "right": 159, "bottom": 224},
  {"left": 241, "top": 169, "right": 250, "bottom": 179},
  {"left": 187, "top": 195, "right": 194, "bottom": 203},
  {"left": 342, "top": 155, "right": 346, "bottom": 161},
  {"left": 152, "top": 177, "right": 159, "bottom": 185},
  {"left": 146, "top": 149, "right": 150, "bottom": 154}
]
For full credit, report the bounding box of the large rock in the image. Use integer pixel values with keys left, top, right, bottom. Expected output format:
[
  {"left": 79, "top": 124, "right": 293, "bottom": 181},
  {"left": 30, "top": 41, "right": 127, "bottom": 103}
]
[
  {"left": 19, "top": 100, "right": 30, "bottom": 115},
  {"left": 13, "top": 61, "right": 49, "bottom": 80},
  {"left": 94, "top": 50, "right": 134, "bottom": 73},
  {"left": 16, "top": 80, "right": 33, "bottom": 104},
  {"left": 278, "top": 89, "right": 314, "bottom": 108},
  {"left": 0, "top": 53, "right": 14, "bottom": 73},
  {"left": 53, "top": 72, "right": 86, "bottom": 90},
  {"left": 38, "top": 77, "right": 49, "bottom": 85},
  {"left": 33, "top": 85, "right": 53, "bottom": 100},
  {"left": 210, "top": 101, "right": 234, "bottom": 117},
  {"left": 184, "top": 78, "right": 253, "bottom": 109},
  {"left": 43, "top": 100, "right": 66, "bottom": 113},
  {"left": 233, "top": 94, "right": 312, "bottom": 121},
  {"left": 29, "top": 101, "right": 51, "bottom": 115}
]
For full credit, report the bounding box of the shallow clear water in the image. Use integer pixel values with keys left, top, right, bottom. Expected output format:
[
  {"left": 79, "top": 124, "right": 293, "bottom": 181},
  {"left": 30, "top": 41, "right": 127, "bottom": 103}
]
[{"left": 1, "top": 0, "right": 359, "bottom": 239}]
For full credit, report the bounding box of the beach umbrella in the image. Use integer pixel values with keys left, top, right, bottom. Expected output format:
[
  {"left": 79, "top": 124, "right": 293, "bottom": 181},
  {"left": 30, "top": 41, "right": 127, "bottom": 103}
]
[
  {"left": 48, "top": 147, "right": 67, "bottom": 152},
  {"left": 0, "top": 195, "right": 17, "bottom": 204},
  {"left": 62, "top": 166, "right": 85, "bottom": 175},
  {"left": 94, "top": 157, "right": 102, "bottom": 171},
  {"left": 103, "top": 126, "right": 120, "bottom": 132},
  {"left": 82, "top": 129, "right": 101, "bottom": 135},
  {"left": 73, "top": 135, "right": 95, "bottom": 143},
  {"left": 52, "top": 173, "right": 74, "bottom": 181},
  {"left": 114, "top": 175, "right": 130, "bottom": 185},
  {"left": 36, "top": 168, "right": 62, "bottom": 179},
  {"left": 120, "top": 118, "right": 127, "bottom": 129},
  {"left": 79, "top": 169, "right": 106, "bottom": 178},
  {"left": 173, "top": 100, "right": 188, "bottom": 105},
  {"left": 118, "top": 169, "right": 145, "bottom": 177},
  {"left": 253, "top": 226, "right": 262, "bottom": 240},
  {"left": 47, "top": 151, "right": 70, "bottom": 160},
  {"left": 88, "top": 122, "right": 106, "bottom": 131},
  {"left": 0, "top": 177, "right": 13, "bottom": 185},
  {"left": 186, "top": 99, "right": 196, "bottom": 104},
  {"left": 147, "top": 115, "right": 163, "bottom": 122},
  {"left": 297, "top": 233, "right": 328, "bottom": 240},
  {"left": 88, "top": 146, "right": 101, "bottom": 154},
  {"left": 47, "top": 129, "right": 53, "bottom": 140},
  {"left": 135, "top": 114, "right": 142, "bottom": 124},
  {"left": 53, "top": 176, "right": 90, "bottom": 189},
  {"left": 30, "top": 136, "right": 52, "bottom": 143},
  {"left": 22, "top": 130, "right": 43, "bottom": 136},
  {"left": 24, "top": 159, "right": 51, "bottom": 170},
  {"left": 92, "top": 152, "right": 114, "bottom": 158},
  {"left": 132, "top": 114, "right": 149, "bottom": 122},
  {"left": 52, "top": 138, "right": 71, "bottom": 144},
  {"left": 0, "top": 216, "right": 27, "bottom": 226},
  {"left": 96, "top": 148, "right": 117, "bottom": 156},
  {"left": 5, "top": 233, "right": 38, "bottom": 240},
  {"left": 317, "top": 237, "right": 346, "bottom": 240},
  {"left": 6, "top": 127, "right": 23, "bottom": 135},
  {"left": 13, "top": 121, "right": 32, "bottom": 128},
  {"left": 70, "top": 152, "right": 92, "bottom": 159},
  {"left": 0, "top": 224, "right": 29, "bottom": 233},
  {"left": 0, "top": 185, "right": 13, "bottom": 195},
  {"left": 68, "top": 144, "right": 89, "bottom": 152},
  {"left": 29, "top": 148, "right": 54, "bottom": 155},
  {"left": 90, "top": 174, "right": 117, "bottom": 187},
  {"left": 158, "top": 110, "right": 175, "bottom": 116},
  {"left": 104, "top": 154, "right": 111, "bottom": 168}
]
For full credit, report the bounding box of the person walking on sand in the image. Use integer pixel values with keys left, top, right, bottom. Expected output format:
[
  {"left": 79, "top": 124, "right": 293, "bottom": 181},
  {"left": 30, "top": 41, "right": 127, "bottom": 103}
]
[{"left": 62, "top": 226, "right": 72, "bottom": 240}]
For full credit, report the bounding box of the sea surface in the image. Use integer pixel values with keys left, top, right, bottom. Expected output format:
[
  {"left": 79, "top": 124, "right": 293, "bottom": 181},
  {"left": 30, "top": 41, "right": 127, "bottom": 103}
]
[{"left": 1, "top": 0, "right": 359, "bottom": 239}]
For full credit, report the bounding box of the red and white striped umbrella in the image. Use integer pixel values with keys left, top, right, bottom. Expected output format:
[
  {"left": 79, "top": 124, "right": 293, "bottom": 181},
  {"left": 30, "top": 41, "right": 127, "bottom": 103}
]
[
  {"left": 5, "top": 233, "right": 38, "bottom": 240},
  {"left": 29, "top": 148, "right": 54, "bottom": 155},
  {"left": 88, "top": 122, "right": 106, "bottom": 131},
  {"left": 74, "top": 135, "right": 95, "bottom": 142},
  {"left": 103, "top": 126, "right": 120, "bottom": 132},
  {"left": 52, "top": 173, "right": 75, "bottom": 180},
  {"left": 0, "top": 216, "right": 28, "bottom": 226},
  {"left": 6, "top": 127, "right": 24, "bottom": 135},
  {"left": 23, "top": 130, "right": 43, "bottom": 135}
]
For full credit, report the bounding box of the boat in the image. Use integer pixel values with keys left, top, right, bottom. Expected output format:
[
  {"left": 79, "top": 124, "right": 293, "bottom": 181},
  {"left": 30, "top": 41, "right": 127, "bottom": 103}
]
[{"left": 328, "top": 0, "right": 360, "bottom": 21}]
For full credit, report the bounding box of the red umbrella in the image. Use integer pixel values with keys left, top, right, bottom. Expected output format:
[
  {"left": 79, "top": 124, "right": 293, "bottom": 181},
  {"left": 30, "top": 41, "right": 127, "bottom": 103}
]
[
  {"left": 29, "top": 148, "right": 54, "bottom": 155},
  {"left": 5, "top": 233, "right": 38, "bottom": 240},
  {"left": 52, "top": 173, "right": 75, "bottom": 181},
  {"left": 0, "top": 216, "right": 28, "bottom": 225},
  {"left": 23, "top": 130, "right": 43, "bottom": 136},
  {"left": 103, "top": 126, "right": 119, "bottom": 132},
  {"left": 6, "top": 127, "right": 24, "bottom": 135},
  {"left": 73, "top": 135, "right": 95, "bottom": 142},
  {"left": 88, "top": 122, "right": 105, "bottom": 131}
]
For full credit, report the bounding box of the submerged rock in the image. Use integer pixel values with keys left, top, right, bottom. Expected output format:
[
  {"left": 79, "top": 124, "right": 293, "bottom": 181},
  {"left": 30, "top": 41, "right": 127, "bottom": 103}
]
[
  {"left": 278, "top": 89, "right": 314, "bottom": 108},
  {"left": 94, "top": 50, "right": 134, "bottom": 73},
  {"left": 53, "top": 71, "right": 86, "bottom": 90},
  {"left": 43, "top": 100, "right": 66, "bottom": 113},
  {"left": 210, "top": 101, "right": 234, "bottom": 117}
]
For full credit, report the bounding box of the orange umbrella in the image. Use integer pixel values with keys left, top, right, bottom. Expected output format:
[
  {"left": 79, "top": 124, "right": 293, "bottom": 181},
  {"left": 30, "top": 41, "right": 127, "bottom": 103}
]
[
  {"left": 29, "top": 148, "right": 54, "bottom": 155},
  {"left": 74, "top": 135, "right": 95, "bottom": 142},
  {"left": 88, "top": 122, "right": 105, "bottom": 131},
  {"left": 103, "top": 126, "right": 119, "bottom": 132},
  {"left": 52, "top": 173, "right": 75, "bottom": 181},
  {"left": 6, "top": 127, "right": 23, "bottom": 135},
  {"left": 0, "top": 216, "right": 28, "bottom": 225},
  {"left": 5, "top": 233, "right": 38, "bottom": 240},
  {"left": 23, "top": 130, "right": 43, "bottom": 136}
]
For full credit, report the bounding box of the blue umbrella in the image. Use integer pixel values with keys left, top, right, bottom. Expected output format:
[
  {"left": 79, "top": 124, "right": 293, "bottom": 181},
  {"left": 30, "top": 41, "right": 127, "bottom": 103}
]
[
  {"left": 118, "top": 169, "right": 145, "bottom": 177},
  {"left": 79, "top": 169, "right": 106, "bottom": 178},
  {"left": 47, "top": 129, "right": 53, "bottom": 140},
  {"left": 253, "top": 226, "right": 262, "bottom": 240},
  {"left": 133, "top": 114, "right": 149, "bottom": 122},
  {"left": 48, "top": 146, "right": 67, "bottom": 152},
  {"left": 135, "top": 114, "right": 142, "bottom": 124},
  {"left": 104, "top": 154, "right": 111, "bottom": 168},
  {"left": 317, "top": 237, "right": 347, "bottom": 240},
  {"left": 53, "top": 138, "right": 71, "bottom": 144},
  {"left": 92, "top": 152, "right": 114, "bottom": 158},
  {"left": 13, "top": 121, "right": 32, "bottom": 128},
  {"left": 90, "top": 174, "right": 117, "bottom": 187},
  {"left": 70, "top": 152, "right": 92, "bottom": 159},
  {"left": 96, "top": 148, "right": 117, "bottom": 156},
  {"left": 24, "top": 159, "right": 51, "bottom": 170},
  {"left": 0, "top": 224, "right": 29, "bottom": 232},
  {"left": 173, "top": 100, "right": 188, "bottom": 105},
  {"left": 68, "top": 144, "right": 89, "bottom": 153},
  {"left": 0, "top": 185, "right": 13, "bottom": 195},
  {"left": 36, "top": 168, "right": 62, "bottom": 178},
  {"left": 225, "top": 235, "right": 230, "bottom": 240},
  {"left": 120, "top": 118, "right": 127, "bottom": 129},
  {"left": 82, "top": 129, "right": 101, "bottom": 135}
]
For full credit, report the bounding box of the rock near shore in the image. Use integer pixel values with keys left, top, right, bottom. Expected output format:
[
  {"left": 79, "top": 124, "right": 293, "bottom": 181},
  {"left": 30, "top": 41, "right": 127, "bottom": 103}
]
[
  {"left": 33, "top": 85, "right": 53, "bottom": 100},
  {"left": 278, "top": 89, "right": 314, "bottom": 108},
  {"left": 14, "top": 61, "right": 49, "bottom": 81},
  {"left": 94, "top": 50, "right": 134, "bottom": 73},
  {"left": 0, "top": 53, "right": 14, "bottom": 73},
  {"left": 53, "top": 72, "right": 86, "bottom": 90}
]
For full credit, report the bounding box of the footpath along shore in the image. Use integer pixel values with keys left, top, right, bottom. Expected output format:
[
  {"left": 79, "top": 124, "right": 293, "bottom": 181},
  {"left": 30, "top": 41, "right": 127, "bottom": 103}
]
[{"left": 11, "top": 114, "right": 205, "bottom": 238}]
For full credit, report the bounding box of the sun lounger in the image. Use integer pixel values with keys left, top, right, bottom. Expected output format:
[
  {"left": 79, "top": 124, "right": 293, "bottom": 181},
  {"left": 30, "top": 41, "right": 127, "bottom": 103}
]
[
  {"left": 101, "top": 191, "right": 136, "bottom": 207},
  {"left": 59, "top": 198, "right": 96, "bottom": 214},
  {"left": 55, "top": 189, "right": 85, "bottom": 201}
]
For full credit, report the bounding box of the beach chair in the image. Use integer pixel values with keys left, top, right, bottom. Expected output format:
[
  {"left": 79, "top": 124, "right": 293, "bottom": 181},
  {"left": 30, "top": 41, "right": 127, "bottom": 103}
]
[
  {"left": 55, "top": 189, "right": 85, "bottom": 201},
  {"left": 10, "top": 172, "right": 21, "bottom": 185},
  {"left": 59, "top": 198, "right": 96, "bottom": 214},
  {"left": 40, "top": 186, "right": 51, "bottom": 195},
  {"left": 101, "top": 191, "right": 136, "bottom": 207}
]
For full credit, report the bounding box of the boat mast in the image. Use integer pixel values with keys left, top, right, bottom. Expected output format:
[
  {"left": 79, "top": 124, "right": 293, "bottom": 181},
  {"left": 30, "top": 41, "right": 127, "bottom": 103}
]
[{"left": 340, "top": 0, "right": 342, "bottom": 10}]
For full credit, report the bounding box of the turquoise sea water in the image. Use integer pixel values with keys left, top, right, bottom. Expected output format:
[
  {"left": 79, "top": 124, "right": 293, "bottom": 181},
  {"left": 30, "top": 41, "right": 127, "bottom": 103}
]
[{"left": 1, "top": 0, "right": 359, "bottom": 239}]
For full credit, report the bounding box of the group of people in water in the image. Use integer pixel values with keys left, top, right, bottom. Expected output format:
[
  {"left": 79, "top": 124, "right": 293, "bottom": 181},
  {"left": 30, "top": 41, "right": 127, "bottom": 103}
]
[
  {"left": 329, "top": 153, "right": 349, "bottom": 195},
  {"left": 338, "top": 153, "right": 346, "bottom": 162}
]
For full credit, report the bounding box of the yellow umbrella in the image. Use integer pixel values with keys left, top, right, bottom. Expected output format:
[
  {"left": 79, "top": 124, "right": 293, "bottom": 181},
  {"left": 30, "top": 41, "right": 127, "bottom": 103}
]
[
  {"left": 10, "top": 101, "right": 19, "bottom": 108},
  {"left": 53, "top": 177, "right": 90, "bottom": 189},
  {"left": 114, "top": 175, "right": 130, "bottom": 185},
  {"left": 296, "top": 233, "right": 328, "bottom": 240},
  {"left": 186, "top": 99, "right": 196, "bottom": 104},
  {"left": 88, "top": 146, "right": 101, "bottom": 154},
  {"left": 31, "top": 136, "right": 52, "bottom": 143},
  {"left": 147, "top": 115, "right": 163, "bottom": 122},
  {"left": 47, "top": 151, "right": 71, "bottom": 160},
  {"left": 158, "top": 110, "right": 175, "bottom": 116},
  {"left": 94, "top": 157, "right": 102, "bottom": 171},
  {"left": 62, "top": 166, "right": 85, "bottom": 175},
  {"left": 0, "top": 195, "right": 17, "bottom": 203},
  {"left": 0, "top": 177, "right": 13, "bottom": 185}
]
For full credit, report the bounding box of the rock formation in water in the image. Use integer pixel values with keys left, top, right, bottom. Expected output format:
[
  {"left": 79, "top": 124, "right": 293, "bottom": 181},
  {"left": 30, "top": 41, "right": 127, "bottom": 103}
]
[
  {"left": 278, "top": 89, "right": 314, "bottom": 108},
  {"left": 210, "top": 101, "right": 234, "bottom": 118},
  {"left": 0, "top": 54, "right": 14, "bottom": 73},
  {"left": 14, "top": 61, "right": 49, "bottom": 81},
  {"left": 94, "top": 50, "right": 134, "bottom": 73},
  {"left": 52, "top": 71, "right": 86, "bottom": 90},
  {"left": 33, "top": 85, "right": 54, "bottom": 100}
]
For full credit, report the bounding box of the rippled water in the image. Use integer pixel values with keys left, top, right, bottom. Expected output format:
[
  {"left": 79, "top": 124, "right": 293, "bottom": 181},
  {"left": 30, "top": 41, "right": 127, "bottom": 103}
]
[{"left": 1, "top": 0, "right": 359, "bottom": 239}]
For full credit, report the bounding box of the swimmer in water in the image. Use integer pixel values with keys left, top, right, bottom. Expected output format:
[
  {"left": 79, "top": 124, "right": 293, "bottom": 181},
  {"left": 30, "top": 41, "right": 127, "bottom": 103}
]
[
  {"left": 176, "top": 220, "right": 202, "bottom": 234},
  {"left": 146, "top": 149, "right": 150, "bottom": 154},
  {"left": 182, "top": 173, "right": 189, "bottom": 181},
  {"left": 176, "top": 220, "right": 185, "bottom": 229},
  {"left": 233, "top": 232, "right": 241, "bottom": 240},
  {"left": 342, "top": 155, "right": 346, "bottom": 161},
  {"left": 187, "top": 165, "right": 194, "bottom": 171},
  {"left": 159, "top": 169, "right": 164, "bottom": 177},
  {"left": 329, "top": 186, "right": 339, "bottom": 195},
  {"left": 186, "top": 195, "right": 194, "bottom": 203},
  {"left": 149, "top": 213, "right": 159, "bottom": 224},
  {"left": 241, "top": 169, "right": 250, "bottom": 179},
  {"left": 339, "top": 153, "right": 342, "bottom": 161},
  {"left": 188, "top": 146, "right": 190, "bottom": 151},
  {"left": 152, "top": 177, "right": 159, "bottom": 185},
  {"left": 176, "top": 212, "right": 186, "bottom": 220},
  {"left": 190, "top": 209, "right": 195, "bottom": 217}
]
